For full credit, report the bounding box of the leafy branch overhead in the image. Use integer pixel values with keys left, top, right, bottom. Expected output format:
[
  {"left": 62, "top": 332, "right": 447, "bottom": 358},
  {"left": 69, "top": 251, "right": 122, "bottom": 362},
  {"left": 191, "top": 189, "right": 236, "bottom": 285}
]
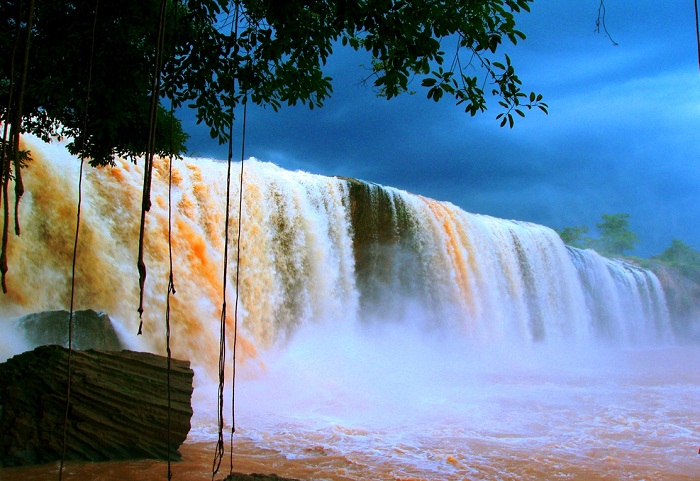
[
  {"left": 2, "top": 0, "right": 547, "bottom": 167},
  {"left": 232, "top": 0, "right": 548, "bottom": 126}
]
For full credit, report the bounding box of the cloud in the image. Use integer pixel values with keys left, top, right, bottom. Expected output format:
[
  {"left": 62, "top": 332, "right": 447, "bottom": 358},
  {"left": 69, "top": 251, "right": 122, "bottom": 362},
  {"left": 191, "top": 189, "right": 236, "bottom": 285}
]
[{"left": 181, "top": 0, "right": 700, "bottom": 256}]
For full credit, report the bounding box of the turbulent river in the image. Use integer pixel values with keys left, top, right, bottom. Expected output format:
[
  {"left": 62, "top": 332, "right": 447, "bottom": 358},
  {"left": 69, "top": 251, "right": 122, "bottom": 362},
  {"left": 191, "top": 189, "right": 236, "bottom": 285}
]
[{"left": 1, "top": 135, "right": 699, "bottom": 480}]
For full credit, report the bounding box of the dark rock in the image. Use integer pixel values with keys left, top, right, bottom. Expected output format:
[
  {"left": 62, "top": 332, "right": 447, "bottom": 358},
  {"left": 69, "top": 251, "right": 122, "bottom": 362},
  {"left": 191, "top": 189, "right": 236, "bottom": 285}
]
[
  {"left": 16, "top": 309, "right": 124, "bottom": 350},
  {"left": 0, "top": 345, "right": 193, "bottom": 467},
  {"left": 650, "top": 263, "right": 700, "bottom": 340},
  {"left": 224, "top": 474, "right": 299, "bottom": 481}
]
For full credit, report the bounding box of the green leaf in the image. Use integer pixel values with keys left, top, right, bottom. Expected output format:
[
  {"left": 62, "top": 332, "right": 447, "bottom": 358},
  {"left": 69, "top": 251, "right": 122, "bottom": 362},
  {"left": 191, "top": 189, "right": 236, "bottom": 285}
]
[{"left": 6, "top": 0, "right": 548, "bottom": 155}]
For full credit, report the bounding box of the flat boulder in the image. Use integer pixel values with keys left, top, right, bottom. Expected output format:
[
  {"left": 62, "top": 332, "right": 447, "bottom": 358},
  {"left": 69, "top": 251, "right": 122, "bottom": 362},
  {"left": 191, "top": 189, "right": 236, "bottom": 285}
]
[
  {"left": 0, "top": 345, "right": 193, "bottom": 467},
  {"left": 224, "top": 474, "right": 299, "bottom": 481}
]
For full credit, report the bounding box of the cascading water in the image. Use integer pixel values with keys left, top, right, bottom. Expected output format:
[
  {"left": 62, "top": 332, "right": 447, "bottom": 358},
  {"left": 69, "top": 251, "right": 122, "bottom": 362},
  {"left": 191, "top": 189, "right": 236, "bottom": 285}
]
[
  {"left": 567, "top": 247, "right": 673, "bottom": 344},
  {"left": 1, "top": 135, "right": 697, "bottom": 481},
  {"left": 346, "top": 181, "right": 672, "bottom": 346}
]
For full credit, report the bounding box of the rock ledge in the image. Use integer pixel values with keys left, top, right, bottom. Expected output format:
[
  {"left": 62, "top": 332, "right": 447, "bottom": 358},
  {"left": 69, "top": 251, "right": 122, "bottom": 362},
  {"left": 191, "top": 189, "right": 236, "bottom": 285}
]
[{"left": 0, "top": 345, "right": 193, "bottom": 467}]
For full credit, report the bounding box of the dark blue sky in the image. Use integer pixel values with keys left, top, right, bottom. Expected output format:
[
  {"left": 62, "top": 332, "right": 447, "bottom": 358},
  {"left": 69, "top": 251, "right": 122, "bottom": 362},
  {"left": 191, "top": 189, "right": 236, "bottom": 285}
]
[{"left": 185, "top": 0, "right": 700, "bottom": 257}]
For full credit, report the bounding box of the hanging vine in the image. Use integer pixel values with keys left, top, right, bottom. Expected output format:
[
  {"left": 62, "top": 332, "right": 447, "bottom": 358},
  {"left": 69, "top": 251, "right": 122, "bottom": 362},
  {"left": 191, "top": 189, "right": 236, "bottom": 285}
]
[
  {"left": 164, "top": 3, "right": 182, "bottom": 479},
  {"left": 164, "top": 138, "right": 176, "bottom": 481},
  {"left": 228, "top": 96, "right": 247, "bottom": 478},
  {"left": 595, "top": 0, "right": 618, "bottom": 46},
  {"left": 695, "top": 0, "right": 700, "bottom": 72},
  {"left": 58, "top": 0, "right": 99, "bottom": 479},
  {"left": 9, "top": 0, "right": 33, "bottom": 239},
  {"left": 137, "top": 0, "right": 169, "bottom": 333},
  {"left": 213, "top": 4, "right": 242, "bottom": 476},
  {"left": 1, "top": 0, "right": 34, "bottom": 293}
]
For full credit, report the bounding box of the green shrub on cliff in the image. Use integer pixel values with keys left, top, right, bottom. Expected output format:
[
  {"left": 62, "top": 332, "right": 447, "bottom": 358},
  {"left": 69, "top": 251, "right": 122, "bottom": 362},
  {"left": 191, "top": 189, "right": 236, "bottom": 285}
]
[
  {"left": 594, "top": 213, "right": 639, "bottom": 256},
  {"left": 557, "top": 214, "right": 700, "bottom": 287},
  {"left": 556, "top": 213, "right": 638, "bottom": 256},
  {"left": 652, "top": 239, "right": 700, "bottom": 283}
]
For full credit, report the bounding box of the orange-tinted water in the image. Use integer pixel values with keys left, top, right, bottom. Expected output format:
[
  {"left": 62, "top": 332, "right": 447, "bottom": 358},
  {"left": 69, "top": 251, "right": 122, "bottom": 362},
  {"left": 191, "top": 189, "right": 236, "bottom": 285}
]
[
  {"left": 1, "top": 428, "right": 697, "bottom": 481},
  {"left": 2, "top": 346, "right": 699, "bottom": 481}
]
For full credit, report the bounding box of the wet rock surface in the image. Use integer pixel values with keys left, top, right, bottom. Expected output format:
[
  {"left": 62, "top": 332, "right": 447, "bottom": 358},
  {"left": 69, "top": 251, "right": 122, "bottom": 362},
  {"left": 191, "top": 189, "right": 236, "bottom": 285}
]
[
  {"left": 0, "top": 345, "right": 193, "bottom": 467},
  {"left": 16, "top": 309, "right": 123, "bottom": 350},
  {"left": 224, "top": 473, "right": 299, "bottom": 481}
]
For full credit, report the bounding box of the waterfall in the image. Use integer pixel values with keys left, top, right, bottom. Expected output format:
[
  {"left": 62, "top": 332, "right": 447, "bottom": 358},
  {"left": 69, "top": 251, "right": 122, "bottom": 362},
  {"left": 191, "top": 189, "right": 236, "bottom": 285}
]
[
  {"left": 346, "top": 181, "right": 671, "bottom": 346},
  {"left": 0, "top": 135, "right": 674, "bottom": 373},
  {"left": 568, "top": 247, "right": 672, "bottom": 344}
]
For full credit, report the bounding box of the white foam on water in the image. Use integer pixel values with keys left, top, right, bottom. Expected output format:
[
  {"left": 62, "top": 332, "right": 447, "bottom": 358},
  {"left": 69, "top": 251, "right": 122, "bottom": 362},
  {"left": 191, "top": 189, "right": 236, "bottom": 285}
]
[{"left": 190, "top": 315, "right": 700, "bottom": 479}]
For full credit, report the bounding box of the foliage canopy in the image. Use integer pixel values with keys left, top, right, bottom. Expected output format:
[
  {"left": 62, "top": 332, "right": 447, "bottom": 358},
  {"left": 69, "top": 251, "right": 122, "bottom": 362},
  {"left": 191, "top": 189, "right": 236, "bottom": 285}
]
[
  {"left": 652, "top": 239, "right": 700, "bottom": 283},
  {"left": 557, "top": 225, "right": 590, "bottom": 250},
  {"left": 0, "top": 0, "right": 191, "bottom": 166},
  {"left": 1, "top": 0, "right": 547, "bottom": 165},
  {"left": 595, "top": 213, "right": 639, "bottom": 256},
  {"left": 556, "top": 213, "right": 639, "bottom": 257}
]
